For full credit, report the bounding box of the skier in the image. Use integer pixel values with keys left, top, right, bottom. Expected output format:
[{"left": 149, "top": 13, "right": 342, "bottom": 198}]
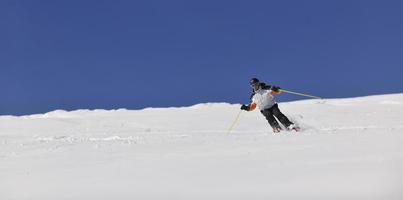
[{"left": 241, "top": 78, "right": 299, "bottom": 133}]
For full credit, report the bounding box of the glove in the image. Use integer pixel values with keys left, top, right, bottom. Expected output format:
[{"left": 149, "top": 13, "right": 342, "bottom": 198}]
[
  {"left": 271, "top": 86, "right": 281, "bottom": 92},
  {"left": 240, "top": 104, "right": 249, "bottom": 111}
]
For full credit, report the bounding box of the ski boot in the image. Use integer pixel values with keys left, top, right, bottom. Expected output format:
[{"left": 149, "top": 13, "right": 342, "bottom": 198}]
[
  {"left": 272, "top": 127, "right": 282, "bottom": 134},
  {"left": 287, "top": 124, "right": 300, "bottom": 132}
]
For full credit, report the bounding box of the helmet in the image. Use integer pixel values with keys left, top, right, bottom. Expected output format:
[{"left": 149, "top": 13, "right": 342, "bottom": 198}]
[{"left": 250, "top": 78, "right": 260, "bottom": 85}]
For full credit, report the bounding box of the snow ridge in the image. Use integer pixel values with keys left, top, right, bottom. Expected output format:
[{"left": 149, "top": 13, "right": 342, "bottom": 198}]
[{"left": 1, "top": 93, "right": 403, "bottom": 199}]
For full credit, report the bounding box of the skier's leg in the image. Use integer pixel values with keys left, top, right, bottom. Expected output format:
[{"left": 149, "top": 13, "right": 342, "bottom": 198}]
[
  {"left": 261, "top": 108, "right": 281, "bottom": 129},
  {"left": 271, "top": 104, "right": 294, "bottom": 127}
]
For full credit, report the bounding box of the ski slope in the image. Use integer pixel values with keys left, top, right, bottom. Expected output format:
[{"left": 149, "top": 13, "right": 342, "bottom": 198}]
[{"left": 1, "top": 94, "right": 403, "bottom": 199}]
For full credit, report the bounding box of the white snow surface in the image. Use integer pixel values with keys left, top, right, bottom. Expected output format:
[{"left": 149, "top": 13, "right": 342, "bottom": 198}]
[{"left": 1, "top": 94, "right": 403, "bottom": 200}]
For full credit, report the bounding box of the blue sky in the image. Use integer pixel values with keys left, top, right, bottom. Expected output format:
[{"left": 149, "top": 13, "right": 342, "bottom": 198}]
[{"left": 1, "top": 0, "right": 403, "bottom": 115}]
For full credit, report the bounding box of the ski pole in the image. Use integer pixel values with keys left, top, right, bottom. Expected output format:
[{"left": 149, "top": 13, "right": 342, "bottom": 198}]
[
  {"left": 227, "top": 110, "right": 242, "bottom": 133},
  {"left": 280, "top": 89, "right": 322, "bottom": 99}
]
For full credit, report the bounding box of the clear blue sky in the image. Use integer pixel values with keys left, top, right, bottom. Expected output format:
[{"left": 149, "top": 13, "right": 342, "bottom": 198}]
[{"left": 1, "top": 0, "right": 403, "bottom": 115}]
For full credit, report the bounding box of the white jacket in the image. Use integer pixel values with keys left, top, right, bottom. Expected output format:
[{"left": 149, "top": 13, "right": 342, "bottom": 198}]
[{"left": 251, "top": 89, "right": 277, "bottom": 110}]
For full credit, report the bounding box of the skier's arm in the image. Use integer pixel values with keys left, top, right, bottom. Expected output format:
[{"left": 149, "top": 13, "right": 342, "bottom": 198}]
[
  {"left": 240, "top": 102, "right": 256, "bottom": 111},
  {"left": 249, "top": 103, "right": 257, "bottom": 111},
  {"left": 269, "top": 85, "right": 282, "bottom": 95},
  {"left": 269, "top": 90, "right": 282, "bottom": 95}
]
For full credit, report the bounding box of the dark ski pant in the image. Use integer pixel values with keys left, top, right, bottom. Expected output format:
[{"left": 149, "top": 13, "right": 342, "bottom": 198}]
[{"left": 260, "top": 104, "right": 293, "bottom": 129}]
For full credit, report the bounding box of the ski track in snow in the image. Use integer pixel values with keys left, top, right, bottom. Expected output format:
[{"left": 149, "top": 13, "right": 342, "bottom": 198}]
[{"left": 1, "top": 93, "right": 403, "bottom": 199}]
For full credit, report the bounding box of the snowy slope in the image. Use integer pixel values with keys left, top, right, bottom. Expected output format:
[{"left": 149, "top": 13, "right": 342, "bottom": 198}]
[{"left": 1, "top": 94, "right": 403, "bottom": 200}]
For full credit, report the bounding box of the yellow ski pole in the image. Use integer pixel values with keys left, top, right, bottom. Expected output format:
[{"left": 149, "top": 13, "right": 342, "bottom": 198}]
[
  {"left": 227, "top": 110, "right": 242, "bottom": 133},
  {"left": 280, "top": 89, "right": 322, "bottom": 99}
]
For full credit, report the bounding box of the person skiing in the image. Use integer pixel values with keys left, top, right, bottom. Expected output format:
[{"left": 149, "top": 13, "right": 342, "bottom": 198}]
[{"left": 241, "top": 78, "right": 299, "bottom": 133}]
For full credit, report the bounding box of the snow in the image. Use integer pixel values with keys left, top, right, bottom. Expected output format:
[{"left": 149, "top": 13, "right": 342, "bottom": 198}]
[{"left": 1, "top": 93, "right": 403, "bottom": 199}]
